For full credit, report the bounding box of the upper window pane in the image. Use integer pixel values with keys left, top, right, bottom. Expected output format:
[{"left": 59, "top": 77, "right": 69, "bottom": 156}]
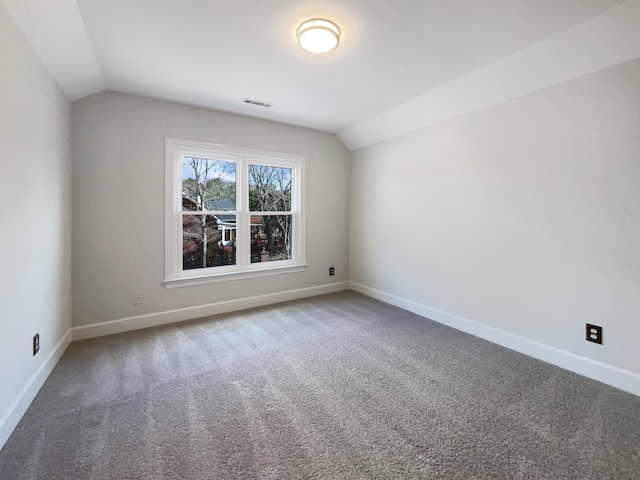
[
  {"left": 182, "top": 157, "right": 236, "bottom": 211},
  {"left": 248, "top": 164, "right": 292, "bottom": 212}
]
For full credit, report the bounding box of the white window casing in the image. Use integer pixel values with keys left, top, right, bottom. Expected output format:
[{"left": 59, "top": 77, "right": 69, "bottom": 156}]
[{"left": 164, "top": 138, "right": 306, "bottom": 288}]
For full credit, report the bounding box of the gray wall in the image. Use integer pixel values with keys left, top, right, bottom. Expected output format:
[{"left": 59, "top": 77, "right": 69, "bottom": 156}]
[
  {"left": 0, "top": 4, "right": 72, "bottom": 438},
  {"left": 349, "top": 58, "right": 640, "bottom": 381},
  {"left": 72, "top": 91, "right": 349, "bottom": 327}
]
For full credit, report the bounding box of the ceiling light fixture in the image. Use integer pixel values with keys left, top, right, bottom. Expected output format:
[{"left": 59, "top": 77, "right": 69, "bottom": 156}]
[{"left": 297, "top": 19, "right": 340, "bottom": 54}]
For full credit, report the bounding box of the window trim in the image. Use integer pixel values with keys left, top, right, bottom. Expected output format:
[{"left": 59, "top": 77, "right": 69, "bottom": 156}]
[{"left": 164, "top": 138, "right": 306, "bottom": 288}]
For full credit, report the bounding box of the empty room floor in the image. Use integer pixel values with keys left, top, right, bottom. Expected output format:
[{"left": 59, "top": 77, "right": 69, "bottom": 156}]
[{"left": 1, "top": 291, "right": 639, "bottom": 479}]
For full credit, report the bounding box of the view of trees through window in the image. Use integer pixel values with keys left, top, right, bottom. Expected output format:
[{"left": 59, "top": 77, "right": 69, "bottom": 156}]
[
  {"left": 181, "top": 158, "right": 293, "bottom": 270},
  {"left": 182, "top": 157, "right": 236, "bottom": 270},
  {"left": 249, "top": 164, "right": 292, "bottom": 264}
]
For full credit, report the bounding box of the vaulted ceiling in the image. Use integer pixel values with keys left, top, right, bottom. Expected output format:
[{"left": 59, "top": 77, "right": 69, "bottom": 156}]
[{"left": 3, "top": 0, "right": 640, "bottom": 149}]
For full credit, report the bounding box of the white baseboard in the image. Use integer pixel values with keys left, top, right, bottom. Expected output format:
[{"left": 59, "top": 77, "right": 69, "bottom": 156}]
[
  {"left": 72, "top": 282, "right": 350, "bottom": 341},
  {"left": 350, "top": 281, "right": 640, "bottom": 397},
  {"left": 0, "top": 329, "right": 71, "bottom": 451}
]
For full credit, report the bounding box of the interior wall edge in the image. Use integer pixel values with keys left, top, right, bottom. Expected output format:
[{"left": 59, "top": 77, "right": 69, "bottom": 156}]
[
  {"left": 0, "top": 330, "right": 72, "bottom": 452},
  {"left": 350, "top": 281, "right": 640, "bottom": 398}
]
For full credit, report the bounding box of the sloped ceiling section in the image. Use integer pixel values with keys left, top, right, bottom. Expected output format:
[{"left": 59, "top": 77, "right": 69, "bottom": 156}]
[
  {"left": 338, "top": 1, "right": 640, "bottom": 150},
  {"left": 2, "top": 0, "right": 639, "bottom": 150},
  {"left": 1, "top": 0, "right": 105, "bottom": 100}
]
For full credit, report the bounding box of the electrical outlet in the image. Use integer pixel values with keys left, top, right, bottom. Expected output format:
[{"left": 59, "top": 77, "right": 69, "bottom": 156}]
[
  {"left": 329, "top": 267, "right": 335, "bottom": 276},
  {"left": 134, "top": 292, "right": 143, "bottom": 305},
  {"left": 586, "top": 324, "right": 603, "bottom": 345},
  {"left": 33, "top": 333, "right": 39, "bottom": 356}
]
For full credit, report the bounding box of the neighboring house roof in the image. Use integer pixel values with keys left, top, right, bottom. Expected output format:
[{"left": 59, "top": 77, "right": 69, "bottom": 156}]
[
  {"left": 204, "top": 197, "right": 235, "bottom": 211},
  {"left": 182, "top": 193, "right": 235, "bottom": 211},
  {"left": 216, "top": 215, "right": 236, "bottom": 226},
  {"left": 182, "top": 193, "right": 237, "bottom": 226}
]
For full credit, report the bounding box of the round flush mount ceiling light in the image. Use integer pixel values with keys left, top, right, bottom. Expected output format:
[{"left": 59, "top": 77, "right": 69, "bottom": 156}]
[{"left": 297, "top": 19, "right": 340, "bottom": 54}]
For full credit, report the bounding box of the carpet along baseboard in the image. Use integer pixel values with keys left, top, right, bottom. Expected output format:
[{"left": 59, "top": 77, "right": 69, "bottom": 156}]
[
  {"left": 71, "top": 282, "right": 350, "bottom": 341},
  {"left": 350, "top": 281, "right": 640, "bottom": 398},
  {"left": 0, "top": 330, "right": 72, "bottom": 451}
]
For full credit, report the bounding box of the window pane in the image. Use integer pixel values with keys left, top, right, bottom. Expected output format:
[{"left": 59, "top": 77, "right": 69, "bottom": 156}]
[
  {"left": 182, "top": 157, "right": 236, "bottom": 211},
  {"left": 183, "top": 214, "right": 236, "bottom": 270},
  {"left": 248, "top": 164, "right": 292, "bottom": 212},
  {"left": 250, "top": 215, "right": 292, "bottom": 263}
]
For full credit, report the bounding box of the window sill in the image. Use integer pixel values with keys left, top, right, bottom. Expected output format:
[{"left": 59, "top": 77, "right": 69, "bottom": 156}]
[{"left": 163, "top": 264, "right": 308, "bottom": 289}]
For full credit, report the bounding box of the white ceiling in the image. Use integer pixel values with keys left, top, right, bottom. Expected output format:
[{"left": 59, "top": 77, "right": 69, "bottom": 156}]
[{"left": 3, "top": 0, "right": 640, "bottom": 150}]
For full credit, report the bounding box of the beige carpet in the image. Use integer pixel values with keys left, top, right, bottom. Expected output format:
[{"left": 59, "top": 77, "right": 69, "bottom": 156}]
[{"left": 1, "top": 291, "right": 639, "bottom": 479}]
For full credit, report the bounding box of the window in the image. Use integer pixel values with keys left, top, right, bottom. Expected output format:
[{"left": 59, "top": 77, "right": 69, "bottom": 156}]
[{"left": 165, "top": 138, "right": 306, "bottom": 287}]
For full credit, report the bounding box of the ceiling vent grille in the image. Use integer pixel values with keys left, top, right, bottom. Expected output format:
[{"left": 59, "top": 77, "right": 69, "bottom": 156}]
[{"left": 242, "top": 98, "right": 273, "bottom": 108}]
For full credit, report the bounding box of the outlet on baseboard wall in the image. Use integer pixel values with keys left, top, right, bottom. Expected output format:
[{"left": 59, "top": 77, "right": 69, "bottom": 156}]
[
  {"left": 329, "top": 267, "right": 335, "bottom": 276},
  {"left": 33, "top": 333, "right": 40, "bottom": 356}
]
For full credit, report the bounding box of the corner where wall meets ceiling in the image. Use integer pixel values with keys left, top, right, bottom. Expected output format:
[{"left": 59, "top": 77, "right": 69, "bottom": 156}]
[{"left": 1, "top": 0, "right": 639, "bottom": 150}]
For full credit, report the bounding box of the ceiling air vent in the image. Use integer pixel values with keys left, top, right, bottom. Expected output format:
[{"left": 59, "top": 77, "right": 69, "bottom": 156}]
[{"left": 242, "top": 98, "right": 273, "bottom": 108}]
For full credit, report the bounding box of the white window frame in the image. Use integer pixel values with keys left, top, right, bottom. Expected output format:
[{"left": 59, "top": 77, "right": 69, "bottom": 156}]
[{"left": 164, "top": 138, "right": 306, "bottom": 288}]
